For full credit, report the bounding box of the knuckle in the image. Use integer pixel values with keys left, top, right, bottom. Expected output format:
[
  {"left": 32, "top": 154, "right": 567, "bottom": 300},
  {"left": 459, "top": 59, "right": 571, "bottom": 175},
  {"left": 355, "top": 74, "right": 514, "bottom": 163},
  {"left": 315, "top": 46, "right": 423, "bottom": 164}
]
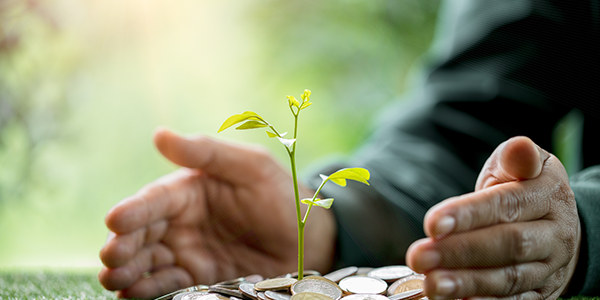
[
  {"left": 507, "top": 226, "right": 533, "bottom": 262},
  {"left": 498, "top": 190, "right": 520, "bottom": 223},
  {"left": 504, "top": 265, "right": 524, "bottom": 295}
]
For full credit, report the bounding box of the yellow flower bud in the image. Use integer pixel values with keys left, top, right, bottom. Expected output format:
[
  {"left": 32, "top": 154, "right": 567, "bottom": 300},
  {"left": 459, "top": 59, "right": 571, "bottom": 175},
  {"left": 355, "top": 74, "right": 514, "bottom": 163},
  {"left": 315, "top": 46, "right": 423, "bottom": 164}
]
[
  {"left": 301, "top": 89, "right": 311, "bottom": 101},
  {"left": 287, "top": 95, "right": 300, "bottom": 108}
]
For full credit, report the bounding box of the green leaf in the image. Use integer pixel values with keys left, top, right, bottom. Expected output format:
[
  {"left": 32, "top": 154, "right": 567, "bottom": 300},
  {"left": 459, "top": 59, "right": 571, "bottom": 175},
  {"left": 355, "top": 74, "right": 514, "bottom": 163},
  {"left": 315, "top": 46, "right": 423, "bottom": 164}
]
[
  {"left": 277, "top": 137, "right": 296, "bottom": 148},
  {"left": 327, "top": 167, "right": 370, "bottom": 186},
  {"left": 287, "top": 96, "right": 300, "bottom": 108},
  {"left": 218, "top": 111, "right": 264, "bottom": 133},
  {"left": 329, "top": 177, "right": 347, "bottom": 186},
  {"left": 313, "top": 198, "right": 334, "bottom": 209},
  {"left": 300, "top": 198, "right": 333, "bottom": 209},
  {"left": 300, "top": 102, "right": 313, "bottom": 110},
  {"left": 266, "top": 131, "right": 278, "bottom": 138},
  {"left": 301, "top": 198, "right": 315, "bottom": 205},
  {"left": 236, "top": 120, "right": 268, "bottom": 130}
]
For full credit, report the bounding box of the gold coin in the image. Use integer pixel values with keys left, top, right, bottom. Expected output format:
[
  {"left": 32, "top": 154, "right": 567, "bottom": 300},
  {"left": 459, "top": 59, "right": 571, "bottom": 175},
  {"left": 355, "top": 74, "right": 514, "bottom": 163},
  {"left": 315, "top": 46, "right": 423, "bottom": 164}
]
[
  {"left": 290, "top": 277, "right": 342, "bottom": 300},
  {"left": 338, "top": 276, "right": 387, "bottom": 295},
  {"left": 255, "top": 278, "right": 298, "bottom": 292},
  {"left": 323, "top": 266, "right": 358, "bottom": 283},
  {"left": 340, "top": 294, "right": 389, "bottom": 300},
  {"left": 290, "top": 292, "right": 335, "bottom": 300},
  {"left": 367, "top": 266, "right": 413, "bottom": 284},
  {"left": 387, "top": 275, "right": 425, "bottom": 296}
]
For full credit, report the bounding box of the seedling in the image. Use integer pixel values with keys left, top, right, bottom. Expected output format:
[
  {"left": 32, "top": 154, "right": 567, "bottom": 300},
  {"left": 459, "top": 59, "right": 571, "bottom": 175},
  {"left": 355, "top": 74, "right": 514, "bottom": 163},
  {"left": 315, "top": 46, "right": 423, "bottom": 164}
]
[{"left": 218, "top": 89, "right": 370, "bottom": 280}]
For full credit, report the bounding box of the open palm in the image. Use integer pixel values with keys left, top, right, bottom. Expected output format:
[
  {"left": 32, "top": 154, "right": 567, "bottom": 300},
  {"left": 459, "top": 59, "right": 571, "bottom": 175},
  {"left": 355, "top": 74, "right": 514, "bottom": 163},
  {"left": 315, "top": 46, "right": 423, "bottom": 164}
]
[{"left": 98, "top": 128, "right": 335, "bottom": 299}]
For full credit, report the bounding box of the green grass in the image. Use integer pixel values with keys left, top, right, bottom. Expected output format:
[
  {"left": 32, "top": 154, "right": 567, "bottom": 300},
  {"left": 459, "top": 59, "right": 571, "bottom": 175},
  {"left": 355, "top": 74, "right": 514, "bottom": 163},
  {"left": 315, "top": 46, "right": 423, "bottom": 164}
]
[
  {"left": 0, "top": 268, "right": 117, "bottom": 300},
  {"left": 0, "top": 268, "right": 598, "bottom": 300}
]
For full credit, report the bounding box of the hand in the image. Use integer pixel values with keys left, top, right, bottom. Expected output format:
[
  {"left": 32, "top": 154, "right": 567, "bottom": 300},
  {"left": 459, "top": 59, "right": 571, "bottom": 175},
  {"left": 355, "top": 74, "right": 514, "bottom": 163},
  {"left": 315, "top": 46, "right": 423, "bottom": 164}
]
[
  {"left": 98, "top": 128, "right": 336, "bottom": 299},
  {"left": 406, "top": 136, "right": 581, "bottom": 299}
]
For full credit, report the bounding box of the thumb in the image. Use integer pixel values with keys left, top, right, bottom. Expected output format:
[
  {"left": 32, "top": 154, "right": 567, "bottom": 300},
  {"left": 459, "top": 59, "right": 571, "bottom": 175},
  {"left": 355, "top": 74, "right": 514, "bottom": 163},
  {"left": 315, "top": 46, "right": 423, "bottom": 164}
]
[
  {"left": 153, "top": 126, "right": 273, "bottom": 183},
  {"left": 153, "top": 126, "right": 208, "bottom": 169},
  {"left": 475, "top": 136, "right": 550, "bottom": 190}
]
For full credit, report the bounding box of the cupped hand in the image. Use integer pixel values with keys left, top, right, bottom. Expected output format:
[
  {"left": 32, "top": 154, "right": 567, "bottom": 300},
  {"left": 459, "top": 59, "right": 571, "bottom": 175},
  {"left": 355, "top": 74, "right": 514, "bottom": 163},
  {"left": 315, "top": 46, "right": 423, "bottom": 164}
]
[
  {"left": 98, "top": 128, "right": 336, "bottom": 299},
  {"left": 406, "top": 136, "right": 581, "bottom": 299}
]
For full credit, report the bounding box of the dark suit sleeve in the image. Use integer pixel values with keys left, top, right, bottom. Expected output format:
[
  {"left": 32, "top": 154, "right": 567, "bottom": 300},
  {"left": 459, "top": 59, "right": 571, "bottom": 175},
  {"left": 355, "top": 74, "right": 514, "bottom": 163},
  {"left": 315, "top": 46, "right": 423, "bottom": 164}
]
[
  {"left": 306, "top": 0, "right": 600, "bottom": 295},
  {"left": 565, "top": 167, "right": 600, "bottom": 295}
]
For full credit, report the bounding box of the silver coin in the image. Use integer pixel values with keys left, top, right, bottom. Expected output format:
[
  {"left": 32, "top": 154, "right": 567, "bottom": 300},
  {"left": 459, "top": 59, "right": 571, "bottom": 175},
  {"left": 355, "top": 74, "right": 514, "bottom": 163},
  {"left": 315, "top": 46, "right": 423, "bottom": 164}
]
[
  {"left": 239, "top": 283, "right": 258, "bottom": 300},
  {"left": 184, "top": 285, "right": 210, "bottom": 292},
  {"left": 209, "top": 286, "right": 243, "bottom": 298},
  {"left": 174, "top": 291, "right": 208, "bottom": 300},
  {"left": 367, "top": 266, "right": 414, "bottom": 284},
  {"left": 174, "top": 292, "right": 206, "bottom": 300},
  {"left": 290, "top": 277, "right": 342, "bottom": 300},
  {"left": 265, "top": 290, "right": 292, "bottom": 300},
  {"left": 257, "top": 292, "right": 267, "bottom": 300},
  {"left": 387, "top": 289, "right": 424, "bottom": 300},
  {"left": 340, "top": 294, "right": 389, "bottom": 300},
  {"left": 191, "top": 294, "right": 229, "bottom": 300},
  {"left": 323, "top": 266, "right": 358, "bottom": 283},
  {"left": 215, "top": 277, "right": 246, "bottom": 288},
  {"left": 338, "top": 276, "right": 387, "bottom": 295}
]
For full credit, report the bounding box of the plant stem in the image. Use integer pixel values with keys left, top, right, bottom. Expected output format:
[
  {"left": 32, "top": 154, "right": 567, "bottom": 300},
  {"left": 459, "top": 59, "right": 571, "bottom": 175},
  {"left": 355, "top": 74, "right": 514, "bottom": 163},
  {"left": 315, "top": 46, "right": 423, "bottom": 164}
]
[{"left": 289, "top": 112, "right": 303, "bottom": 280}]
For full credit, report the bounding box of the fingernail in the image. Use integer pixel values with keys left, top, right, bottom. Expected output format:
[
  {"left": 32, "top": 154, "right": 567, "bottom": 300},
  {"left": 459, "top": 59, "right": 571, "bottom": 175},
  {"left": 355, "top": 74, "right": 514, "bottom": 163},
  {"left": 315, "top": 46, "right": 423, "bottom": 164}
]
[
  {"left": 435, "top": 216, "right": 455, "bottom": 238},
  {"left": 436, "top": 277, "right": 455, "bottom": 295},
  {"left": 419, "top": 250, "right": 441, "bottom": 270}
]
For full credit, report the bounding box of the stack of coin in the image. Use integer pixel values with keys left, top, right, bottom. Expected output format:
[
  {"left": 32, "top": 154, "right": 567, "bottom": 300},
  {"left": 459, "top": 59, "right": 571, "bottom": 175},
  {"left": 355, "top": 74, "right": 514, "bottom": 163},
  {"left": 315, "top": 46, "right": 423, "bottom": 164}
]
[{"left": 157, "top": 266, "right": 426, "bottom": 300}]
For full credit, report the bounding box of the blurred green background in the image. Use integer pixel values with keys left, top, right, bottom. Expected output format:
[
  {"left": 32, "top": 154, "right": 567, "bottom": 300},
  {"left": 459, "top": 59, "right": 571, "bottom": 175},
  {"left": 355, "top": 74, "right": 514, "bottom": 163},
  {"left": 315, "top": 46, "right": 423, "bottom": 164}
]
[{"left": 0, "top": 0, "right": 440, "bottom": 268}]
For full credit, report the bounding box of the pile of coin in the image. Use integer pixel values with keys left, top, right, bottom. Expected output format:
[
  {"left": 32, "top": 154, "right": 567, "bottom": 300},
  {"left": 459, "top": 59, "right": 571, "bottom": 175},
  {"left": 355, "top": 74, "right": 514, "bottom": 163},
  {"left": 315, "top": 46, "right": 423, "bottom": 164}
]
[{"left": 155, "top": 266, "right": 426, "bottom": 300}]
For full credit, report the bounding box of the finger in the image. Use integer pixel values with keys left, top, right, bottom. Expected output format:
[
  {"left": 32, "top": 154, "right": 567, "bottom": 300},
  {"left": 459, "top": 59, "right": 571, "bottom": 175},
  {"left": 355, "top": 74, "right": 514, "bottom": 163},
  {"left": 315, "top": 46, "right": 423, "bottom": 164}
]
[
  {"left": 423, "top": 265, "right": 553, "bottom": 299},
  {"left": 476, "top": 136, "right": 549, "bottom": 190},
  {"left": 424, "top": 179, "right": 552, "bottom": 239},
  {"left": 407, "top": 221, "right": 555, "bottom": 272},
  {"left": 117, "top": 266, "right": 194, "bottom": 299},
  {"left": 424, "top": 151, "right": 570, "bottom": 239},
  {"left": 154, "top": 127, "right": 279, "bottom": 185},
  {"left": 99, "top": 242, "right": 176, "bottom": 291},
  {"left": 105, "top": 168, "right": 201, "bottom": 234},
  {"left": 100, "top": 220, "right": 169, "bottom": 268}
]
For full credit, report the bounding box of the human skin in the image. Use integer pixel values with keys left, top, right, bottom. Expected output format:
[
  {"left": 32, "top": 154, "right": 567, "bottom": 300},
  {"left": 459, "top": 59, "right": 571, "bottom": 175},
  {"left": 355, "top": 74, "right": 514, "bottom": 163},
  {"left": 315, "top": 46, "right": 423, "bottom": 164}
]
[
  {"left": 98, "top": 127, "right": 336, "bottom": 299},
  {"left": 406, "top": 136, "right": 581, "bottom": 299},
  {"left": 99, "top": 132, "right": 580, "bottom": 299}
]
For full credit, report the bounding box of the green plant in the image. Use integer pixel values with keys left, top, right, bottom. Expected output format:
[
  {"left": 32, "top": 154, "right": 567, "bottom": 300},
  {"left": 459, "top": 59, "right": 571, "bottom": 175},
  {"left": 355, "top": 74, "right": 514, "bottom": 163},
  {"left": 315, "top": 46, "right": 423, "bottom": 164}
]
[{"left": 218, "top": 89, "right": 370, "bottom": 280}]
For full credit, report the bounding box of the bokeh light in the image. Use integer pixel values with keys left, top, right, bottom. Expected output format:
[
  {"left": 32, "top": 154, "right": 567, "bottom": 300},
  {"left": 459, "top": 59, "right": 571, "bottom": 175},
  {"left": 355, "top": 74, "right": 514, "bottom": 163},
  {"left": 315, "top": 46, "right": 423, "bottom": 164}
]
[{"left": 0, "top": 0, "right": 440, "bottom": 267}]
